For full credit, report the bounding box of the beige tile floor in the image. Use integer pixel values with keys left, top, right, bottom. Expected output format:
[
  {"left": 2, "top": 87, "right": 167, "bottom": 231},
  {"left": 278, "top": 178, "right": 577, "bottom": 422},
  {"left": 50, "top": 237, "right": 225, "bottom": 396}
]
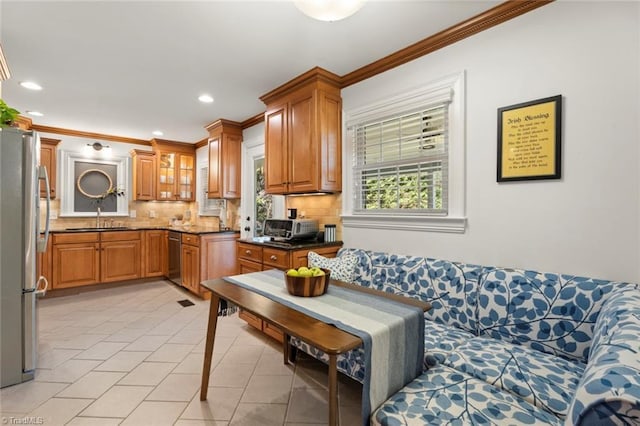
[{"left": 0, "top": 281, "right": 362, "bottom": 425}]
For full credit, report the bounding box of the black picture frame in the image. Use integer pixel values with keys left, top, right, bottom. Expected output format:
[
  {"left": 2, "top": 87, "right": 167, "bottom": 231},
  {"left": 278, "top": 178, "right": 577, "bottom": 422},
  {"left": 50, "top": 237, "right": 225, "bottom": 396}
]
[{"left": 497, "top": 95, "right": 562, "bottom": 182}]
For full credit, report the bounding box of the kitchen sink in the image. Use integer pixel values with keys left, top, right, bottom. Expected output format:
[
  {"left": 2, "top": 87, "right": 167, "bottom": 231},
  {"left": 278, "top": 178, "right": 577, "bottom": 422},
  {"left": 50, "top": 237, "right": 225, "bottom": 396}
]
[{"left": 65, "top": 227, "right": 130, "bottom": 231}]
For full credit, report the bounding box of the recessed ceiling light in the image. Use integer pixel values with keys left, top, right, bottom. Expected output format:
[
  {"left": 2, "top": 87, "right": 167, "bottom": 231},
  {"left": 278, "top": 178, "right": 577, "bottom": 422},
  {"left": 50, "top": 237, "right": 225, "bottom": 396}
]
[
  {"left": 198, "top": 94, "right": 214, "bottom": 103},
  {"left": 152, "top": 130, "right": 164, "bottom": 136},
  {"left": 20, "top": 81, "right": 43, "bottom": 91},
  {"left": 26, "top": 110, "right": 44, "bottom": 117}
]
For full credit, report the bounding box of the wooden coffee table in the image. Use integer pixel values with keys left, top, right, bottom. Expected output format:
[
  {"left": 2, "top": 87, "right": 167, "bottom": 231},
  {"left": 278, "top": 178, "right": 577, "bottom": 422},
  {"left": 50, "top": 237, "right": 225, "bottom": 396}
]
[
  {"left": 199, "top": 278, "right": 430, "bottom": 426},
  {"left": 199, "top": 278, "right": 362, "bottom": 426}
]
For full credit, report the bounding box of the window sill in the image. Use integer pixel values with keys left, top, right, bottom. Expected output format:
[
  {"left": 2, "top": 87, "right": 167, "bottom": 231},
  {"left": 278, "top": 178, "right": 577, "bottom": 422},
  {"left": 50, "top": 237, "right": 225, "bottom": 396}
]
[{"left": 341, "top": 214, "right": 466, "bottom": 234}]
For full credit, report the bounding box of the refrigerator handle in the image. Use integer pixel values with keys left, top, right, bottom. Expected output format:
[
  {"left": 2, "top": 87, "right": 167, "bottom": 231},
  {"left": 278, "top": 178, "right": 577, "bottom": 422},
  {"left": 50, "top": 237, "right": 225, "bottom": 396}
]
[{"left": 37, "top": 165, "right": 51, "bottom": 252}]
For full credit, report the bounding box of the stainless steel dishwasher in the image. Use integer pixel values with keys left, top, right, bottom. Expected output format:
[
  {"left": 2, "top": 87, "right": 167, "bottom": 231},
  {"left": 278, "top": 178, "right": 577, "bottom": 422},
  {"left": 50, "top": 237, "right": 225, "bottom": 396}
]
[{"left": 168, "top": 231, "right": 182, "bottom": 285}]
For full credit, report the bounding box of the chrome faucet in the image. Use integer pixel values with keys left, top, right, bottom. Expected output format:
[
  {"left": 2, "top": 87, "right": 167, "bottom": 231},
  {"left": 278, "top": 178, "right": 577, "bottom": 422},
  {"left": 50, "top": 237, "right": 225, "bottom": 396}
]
[{"left": 96, "top": 207, "right": 101, "bottom": 228}]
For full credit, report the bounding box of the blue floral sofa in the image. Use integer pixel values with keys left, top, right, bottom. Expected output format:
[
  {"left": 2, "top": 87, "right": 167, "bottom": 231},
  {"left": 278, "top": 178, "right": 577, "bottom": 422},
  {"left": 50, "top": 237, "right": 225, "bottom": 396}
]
[{"left": 294, "top": 248, "right": 640, "bottom": 425}]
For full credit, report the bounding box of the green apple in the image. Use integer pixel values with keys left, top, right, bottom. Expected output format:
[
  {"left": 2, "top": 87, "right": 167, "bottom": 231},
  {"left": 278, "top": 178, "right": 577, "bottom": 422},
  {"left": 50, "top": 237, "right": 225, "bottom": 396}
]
[
  {"left": 298, "top": 269, "right": 313, "bottom": 277},
  {"left": 312, "top": 269, "right": 325, "bottom": 277},
  {"left": 286, "top": 269, "right": 299, "bottom": 277},
  {"left": 297, "top": 266, "right": 310, "bottom": 273}
]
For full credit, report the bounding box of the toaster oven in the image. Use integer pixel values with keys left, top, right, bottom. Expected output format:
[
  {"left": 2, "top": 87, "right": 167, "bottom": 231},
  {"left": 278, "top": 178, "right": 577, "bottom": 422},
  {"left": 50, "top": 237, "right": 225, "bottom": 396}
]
[{"left": 263, "top": 219, "right": 318, "bottom": 241}]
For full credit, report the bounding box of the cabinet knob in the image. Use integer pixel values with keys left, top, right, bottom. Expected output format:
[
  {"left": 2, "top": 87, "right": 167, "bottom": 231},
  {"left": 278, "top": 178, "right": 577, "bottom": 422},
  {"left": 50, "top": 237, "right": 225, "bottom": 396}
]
[
  {"left": 270, "top": 255, "right": 277, "bottom": 261},
  {"left": 245, "top": 250, "right": 252, "bottom": 255}
]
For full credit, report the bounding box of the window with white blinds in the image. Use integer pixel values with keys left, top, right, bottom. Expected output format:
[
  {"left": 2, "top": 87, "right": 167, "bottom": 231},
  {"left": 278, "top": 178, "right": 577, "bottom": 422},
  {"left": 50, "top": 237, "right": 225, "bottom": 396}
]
[
  {"left": 353, "top": 103, "right": 449, "bottom": 214},
  {"left": 343, "top": 71, "right": 466, "bottom": 233}
]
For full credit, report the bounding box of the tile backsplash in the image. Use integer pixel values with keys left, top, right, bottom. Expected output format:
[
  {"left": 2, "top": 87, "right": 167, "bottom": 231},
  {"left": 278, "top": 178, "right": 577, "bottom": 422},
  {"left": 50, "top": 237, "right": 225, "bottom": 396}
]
[
  {"left": 44, "top": 198, "right": 240, "bottom": 231},
  {"left": 286, "top": 193, "right": 342, "bottom": 241}
]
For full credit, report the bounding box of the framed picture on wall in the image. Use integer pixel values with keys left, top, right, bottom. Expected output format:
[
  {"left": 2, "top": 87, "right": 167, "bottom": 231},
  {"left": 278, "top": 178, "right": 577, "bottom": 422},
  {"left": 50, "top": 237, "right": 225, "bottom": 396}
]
[{"left": 497, "top": 95, "right": 562, "bottom": 182}]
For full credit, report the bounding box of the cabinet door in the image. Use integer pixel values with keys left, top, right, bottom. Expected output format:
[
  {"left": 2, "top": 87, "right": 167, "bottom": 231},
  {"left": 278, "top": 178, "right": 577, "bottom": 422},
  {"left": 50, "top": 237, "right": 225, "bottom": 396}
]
[
  {"left": 176, "top": 153, "right": 195, "bottom": 201},
  {"left": 222, "top": 133, "right": 242, "bottom": 198},
  {"left": 207, "top": 136, "right": 222, "bottom": 199},
  {"left": 40, "top": 139, "right": 59, "bottom": 199},
  {"left": 100, "top": 240, "right": 142, "bottom": 283},
  {"left": 319, "top": 91, "right": 342, "bottom": 192},
  {"left": 157, "top": 152, "right": 176, "bottom": 200},
  {"left": 200, "top": 234, "right": 237, "bottom": 280},
  {"left": 181, "top": 244, "right": 200, "bottom": 293},
  {"left": 133, "top": 152, "right": 156, "bottom": 200},
  {"left": 264, "top": 103, "right": 289, "bottom": 194},
  {"left": 53, "top": 242, "right": 100, "bottom": 288},
  {"left": 288, "top": 91, "right": 317, "bottom": 193},
  {"left": 144, "top": 230, "right": 166, "bottom": 277}
]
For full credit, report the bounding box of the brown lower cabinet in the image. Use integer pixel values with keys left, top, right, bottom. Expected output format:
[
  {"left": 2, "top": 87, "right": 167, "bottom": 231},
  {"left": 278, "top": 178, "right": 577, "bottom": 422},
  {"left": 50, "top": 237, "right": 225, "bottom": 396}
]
[
  {"left": 48, "top": 229, "right": 237, "bottom": 298},
  {"left": 235, "top": 241, "right": 342, "bottom": 342},
  {"left": 143, "top": 230, "right": 167, "bottom": 277},
  {"left": 181, "top": 232, "right": 238, "bottom": 299},
  {"left": 52, "top": 231, "right": 143, "bottom": 289}
]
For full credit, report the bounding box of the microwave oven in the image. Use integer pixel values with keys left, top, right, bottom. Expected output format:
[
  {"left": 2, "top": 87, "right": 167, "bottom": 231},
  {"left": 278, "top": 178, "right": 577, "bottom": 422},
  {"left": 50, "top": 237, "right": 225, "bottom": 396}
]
[{"left": 263, "top": 219, "right": 318, "bottom": 241}]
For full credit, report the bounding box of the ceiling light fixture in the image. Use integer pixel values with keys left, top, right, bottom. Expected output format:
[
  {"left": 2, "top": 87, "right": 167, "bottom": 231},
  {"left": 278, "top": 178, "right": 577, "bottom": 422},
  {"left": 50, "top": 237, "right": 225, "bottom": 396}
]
[
  {"left": 26, "top": 110, "right": 43, "bottom": 117},
  {"left": 19, "top": 81, "right": 43, "bottom": 91},
  {"left": 198, "top": 94, "right": 214, "bottom": 103},
  {"left": 294, "top": 0, "right": 365, "bottom": 22},
  {"left": 152, "top": 130, "right": 164, "bottom": 136}
]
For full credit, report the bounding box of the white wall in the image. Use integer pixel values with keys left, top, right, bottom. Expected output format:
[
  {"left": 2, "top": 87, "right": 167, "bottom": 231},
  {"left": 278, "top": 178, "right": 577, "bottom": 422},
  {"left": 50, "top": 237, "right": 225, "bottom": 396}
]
[{"left": 341, "top": 2, "right": 640, "bottom": 282}]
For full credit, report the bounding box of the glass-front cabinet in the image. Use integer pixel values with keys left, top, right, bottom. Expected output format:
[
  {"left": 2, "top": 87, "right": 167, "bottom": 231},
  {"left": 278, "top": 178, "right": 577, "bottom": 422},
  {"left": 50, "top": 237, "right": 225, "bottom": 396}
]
[
  {"left": 158, "top": 152, "right": 175, "bottom": 200},
  {"left": 178, "top": 154, "right": 194, "bottom": 201},
  {"left": 152, "top": 140, "right": 195, "bottom": 202}
]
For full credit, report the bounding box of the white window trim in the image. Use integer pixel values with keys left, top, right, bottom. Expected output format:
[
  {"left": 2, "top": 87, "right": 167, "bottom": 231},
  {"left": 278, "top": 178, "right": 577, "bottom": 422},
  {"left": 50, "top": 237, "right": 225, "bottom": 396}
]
[
  {"left": 342, "top": 70, "right": 466, "bottom": 233},
  {"left": 59, "top": 150, "right": 130, "bottom": 217},
  {"left": 197, "top": 159, "right": 226, "bottom": 217}
]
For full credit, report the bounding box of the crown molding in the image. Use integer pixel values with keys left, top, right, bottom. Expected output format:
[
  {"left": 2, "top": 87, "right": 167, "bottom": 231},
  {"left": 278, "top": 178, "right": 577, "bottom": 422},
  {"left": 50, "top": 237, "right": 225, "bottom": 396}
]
[
  {"left": 204, "top": 118, "right": 243, "bottom": 132},
  {"left": 30, "top": 124, "right": 151, "bottom": 145},
  {"left": 194, "top": 138, "right": 209, "bottom": 149},
  {"left": 15, "top": 115, "right": 33, "bottom": 129},
  {"left": 259, "top": 66, "right": 342, "bottom": 105},
  {"left": 340, "top": 0, "right": 553, "bottom": 88},
  {"left": 241, "top": 0, "right": 552, "bottom": 124},
  {"left": 241, "top": 112, "right": 264, "bottom": 130}
]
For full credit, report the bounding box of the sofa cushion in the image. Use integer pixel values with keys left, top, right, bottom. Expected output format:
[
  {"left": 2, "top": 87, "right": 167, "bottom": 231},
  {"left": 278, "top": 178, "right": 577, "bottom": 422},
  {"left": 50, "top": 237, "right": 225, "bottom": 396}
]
[
  {"left": 372, "top": 365, "right": 561, "bottom": 426},
  {"left": 338, "top": 248, "right": 482, "bottom": 334},
  {"left": 423, "top": 321, "right": 475, "bottom": 369},
  {"left": 307, "top": 250, "right": 358, "bottom": 282},
  {"left": 477, "top": 268, "right": 616, "bottom": 363},
  {"left": 567, "top": 283, "right": 640, "bottom": 425},
  {"left": 443, "top": 338, "right": 584, "bottom": 420}
]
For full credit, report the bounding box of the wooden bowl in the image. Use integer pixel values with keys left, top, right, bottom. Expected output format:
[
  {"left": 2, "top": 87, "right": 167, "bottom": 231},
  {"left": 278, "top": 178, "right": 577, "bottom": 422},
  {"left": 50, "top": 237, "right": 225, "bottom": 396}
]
[{"left": 285, "top": 268, "right": 331, "bottom": 297}]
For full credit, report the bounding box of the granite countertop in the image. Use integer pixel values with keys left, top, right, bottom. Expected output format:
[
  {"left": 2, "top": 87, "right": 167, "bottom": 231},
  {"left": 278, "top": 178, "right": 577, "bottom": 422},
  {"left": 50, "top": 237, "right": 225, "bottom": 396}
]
[
  {"left": 49, "top": 226, "right": 240, "bottom": 235},
  {"left": 237, "top": 238, "right": 343, "bottom": 250}
]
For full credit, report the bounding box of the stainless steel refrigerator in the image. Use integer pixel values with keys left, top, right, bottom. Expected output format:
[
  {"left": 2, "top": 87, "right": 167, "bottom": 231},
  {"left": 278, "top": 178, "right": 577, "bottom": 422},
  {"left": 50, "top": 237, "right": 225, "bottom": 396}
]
[{"left": 0, "top": 127, "right": 51, "bottom": 388}]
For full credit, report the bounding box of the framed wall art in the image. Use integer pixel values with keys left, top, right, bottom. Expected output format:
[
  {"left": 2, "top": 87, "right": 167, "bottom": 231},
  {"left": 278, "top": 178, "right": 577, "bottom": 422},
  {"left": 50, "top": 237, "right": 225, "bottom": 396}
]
[{"left": 497, "top": 95, "right": 562, "bottom": 182}]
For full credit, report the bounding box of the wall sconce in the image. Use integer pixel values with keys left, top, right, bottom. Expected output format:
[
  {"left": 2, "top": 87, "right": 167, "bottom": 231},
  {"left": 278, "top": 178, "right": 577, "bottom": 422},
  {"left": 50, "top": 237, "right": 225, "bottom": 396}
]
[
  {"left": 83, "top": 141, "right": 112, "bottom": 157},
  {"left": 294, "top": 0, "right": 365, "bottom": 22},
  {"left": 88, "top": 142, "right": 109, "bottom": 151}
]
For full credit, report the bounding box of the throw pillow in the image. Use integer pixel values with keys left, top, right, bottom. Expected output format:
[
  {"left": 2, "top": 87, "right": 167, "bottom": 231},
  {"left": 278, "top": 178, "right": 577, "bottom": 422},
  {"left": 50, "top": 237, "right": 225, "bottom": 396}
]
[{"left": 307, "top": 251, "right": 358, "bottom": 283}]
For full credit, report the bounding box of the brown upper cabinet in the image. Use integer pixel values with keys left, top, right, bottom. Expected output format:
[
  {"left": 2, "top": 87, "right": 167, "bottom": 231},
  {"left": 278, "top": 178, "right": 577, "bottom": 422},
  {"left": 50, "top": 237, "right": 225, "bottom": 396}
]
[
  {"left": 40, "top": 137, "right": 60, "bottom": 199},
  {"left": 151, "top": 139, "right": 196, "bottom": 202},
  {"left": 205, "top": 119, "right": 242, "bottom": 199},
  {"left": 130, "top": 149, "right": 156, "bottom": 201},
  {"left": 260, "top": 67, "right": 342, "bottom": 195}
]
